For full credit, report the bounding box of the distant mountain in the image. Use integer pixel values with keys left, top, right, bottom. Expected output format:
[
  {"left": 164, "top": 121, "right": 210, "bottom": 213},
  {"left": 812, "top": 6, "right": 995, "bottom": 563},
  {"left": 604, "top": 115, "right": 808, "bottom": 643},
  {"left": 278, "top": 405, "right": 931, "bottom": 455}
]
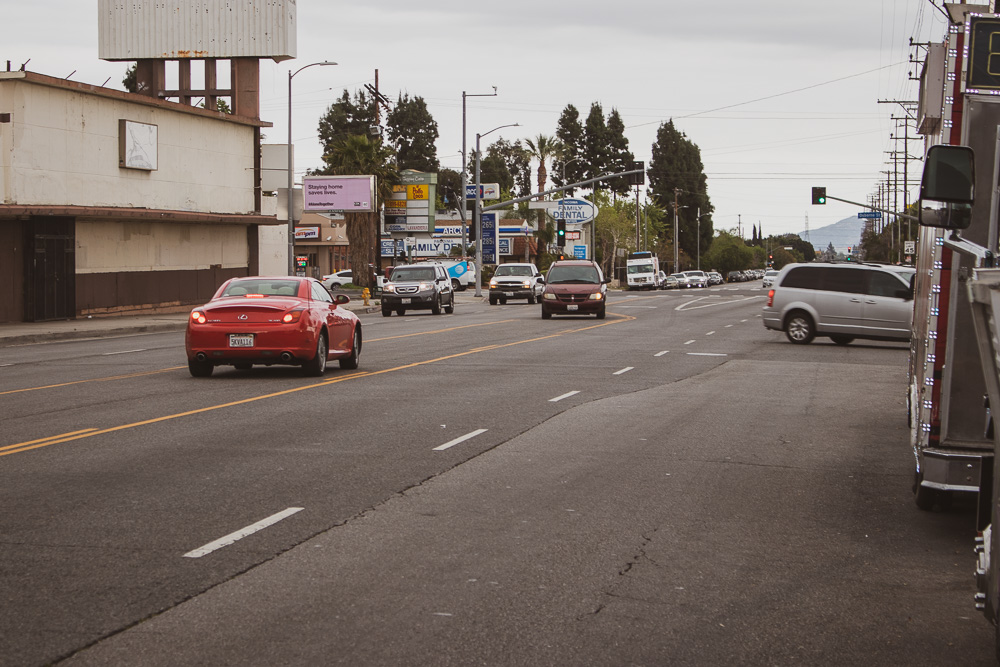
[{"left": 796, "top": 216, "right": 865, "bottom": 253}]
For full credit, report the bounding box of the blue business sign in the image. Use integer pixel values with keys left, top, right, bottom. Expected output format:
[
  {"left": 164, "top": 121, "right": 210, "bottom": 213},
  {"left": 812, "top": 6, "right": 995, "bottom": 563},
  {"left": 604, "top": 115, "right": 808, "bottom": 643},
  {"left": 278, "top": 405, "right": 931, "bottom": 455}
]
[
  {"left": 573, "top": 245, "right": 587, "bottom": 259},
  {"left": 481, "top": 213, "right": 498, "bottom": 264}
]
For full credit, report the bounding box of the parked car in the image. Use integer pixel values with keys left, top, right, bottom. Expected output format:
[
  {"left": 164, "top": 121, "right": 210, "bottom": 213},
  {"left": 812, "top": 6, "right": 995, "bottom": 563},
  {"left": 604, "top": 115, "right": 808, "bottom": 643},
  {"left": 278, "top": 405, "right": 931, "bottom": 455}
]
[
  {"left": 762, "top": 269, "right": 779, "bottom": 288},
  {"left": 656, "top": 270, "right": 669, "bottom": 289},
  {"left": 185, "top": 276, "right": 361, "bottom": 377},
  {"left": 683, "top": 270, "right": 709, "bottom": 288},
  {"left": 762, "top": 262, "right": 916, "bottom": 344},
  {"left": 381, "top": 263, "right": 455, "bottom": 316},
  {"left": 540, "top": 260, "right": 610, "bottom": 319},
  {"left": 727, "top": 271, "right": 744, "bottom": 283},
  {"left": 707, "top": 271, "right": 724, "bottom": 285},
  {"left": 322, "top": 269, "right": 384, "bottom": 291},
  {"left": 663, "top": 274, "right": 680, "bottom": 289},
  {"left": 671, "top": 272, "right": 689, "bottom": 288},
  {"left": 489, "top": 262, "right": 545, "bottom": 304}
]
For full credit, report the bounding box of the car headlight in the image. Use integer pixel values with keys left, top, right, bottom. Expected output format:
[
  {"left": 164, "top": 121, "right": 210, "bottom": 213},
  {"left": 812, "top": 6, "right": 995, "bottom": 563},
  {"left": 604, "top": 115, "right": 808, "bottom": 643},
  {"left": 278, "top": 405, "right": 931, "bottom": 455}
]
[
  {"left": 543, "top": 292, "right": 556, "bottom": 300},
  {"left": 521, "top": 280, "right": 531, "bottom": 289},
  {"left": 419, "top": 282, "right": 434, "bottom": 291},
  {"left": 384, "top": 283, "right": 396, "bottom": 293},
  {"left": 490, "top": 279, "right": 499, "bottom": 288},
  {"left": 588, "top": 292, "right": 604, "bottom": 301}
]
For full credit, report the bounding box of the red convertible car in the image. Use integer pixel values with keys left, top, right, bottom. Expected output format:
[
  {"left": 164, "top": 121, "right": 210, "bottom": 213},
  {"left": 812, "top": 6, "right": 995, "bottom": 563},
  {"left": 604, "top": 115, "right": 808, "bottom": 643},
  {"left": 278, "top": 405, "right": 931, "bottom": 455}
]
[{"left": 185, "top": 277, "right": 361, "bottom": 377}]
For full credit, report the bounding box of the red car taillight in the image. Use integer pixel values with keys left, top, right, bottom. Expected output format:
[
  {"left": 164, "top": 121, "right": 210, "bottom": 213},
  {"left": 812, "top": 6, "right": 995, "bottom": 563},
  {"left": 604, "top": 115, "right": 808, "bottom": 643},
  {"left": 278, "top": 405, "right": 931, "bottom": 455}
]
[
  {"left": 767, "top": 289, "right": 775, "bottom": 307},
  {"left": 282, "top": 309, "right": 304, "bottom": 323},
  {"left": 191, "top": 310, "right": 207, "bottom": 324}
]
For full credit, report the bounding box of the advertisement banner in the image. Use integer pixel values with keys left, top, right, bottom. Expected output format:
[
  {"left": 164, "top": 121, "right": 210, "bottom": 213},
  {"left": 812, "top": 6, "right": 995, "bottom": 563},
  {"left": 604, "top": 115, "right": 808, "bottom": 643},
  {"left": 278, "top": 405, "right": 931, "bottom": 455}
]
[{"left": 303, "top": 175, "right": 375, "bottom": 212}]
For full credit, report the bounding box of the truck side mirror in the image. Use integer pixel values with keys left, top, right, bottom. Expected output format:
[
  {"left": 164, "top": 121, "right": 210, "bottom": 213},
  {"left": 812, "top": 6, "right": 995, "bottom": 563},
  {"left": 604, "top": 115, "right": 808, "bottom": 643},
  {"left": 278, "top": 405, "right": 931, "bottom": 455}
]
[{"left": 919, "top": 145, "right": 975, "bottom": 230}]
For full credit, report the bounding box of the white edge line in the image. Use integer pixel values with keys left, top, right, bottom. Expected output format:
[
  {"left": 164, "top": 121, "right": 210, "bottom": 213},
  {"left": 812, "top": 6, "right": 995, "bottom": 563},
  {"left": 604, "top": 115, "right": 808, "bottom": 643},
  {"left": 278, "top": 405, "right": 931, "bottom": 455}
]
[
  {"left": 549, "top": 390, "right": 581, "bottom": 403},
  {"left": 613, "top": 367, "right": 634, "bottom": 376},
  {"left": 102, "top": 349, "right": 147, "bottom": 356},
  {"left": 434, "top": 428, "right": 488, "bottom": 452},
  {"left": 183, "top": 507, "right": 304, "bottom": 558},
  {"left": 687, "top": 353, "right": 729, "bottom": 357}
]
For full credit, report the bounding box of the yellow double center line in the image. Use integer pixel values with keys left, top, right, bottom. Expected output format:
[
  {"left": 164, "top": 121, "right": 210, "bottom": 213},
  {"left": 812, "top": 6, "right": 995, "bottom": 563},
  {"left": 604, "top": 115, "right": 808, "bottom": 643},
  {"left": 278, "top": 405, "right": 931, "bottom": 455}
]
[{"left": 0, "top": 315, "right": 632, "bottom": 458}]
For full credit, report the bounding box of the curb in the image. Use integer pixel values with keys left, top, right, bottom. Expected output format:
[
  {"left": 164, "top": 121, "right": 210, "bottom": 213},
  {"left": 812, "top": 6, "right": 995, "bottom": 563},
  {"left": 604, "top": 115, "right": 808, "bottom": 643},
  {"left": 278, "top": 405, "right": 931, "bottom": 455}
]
[{"left": 0, "top": 322, "right": 189, "bottom": 348}]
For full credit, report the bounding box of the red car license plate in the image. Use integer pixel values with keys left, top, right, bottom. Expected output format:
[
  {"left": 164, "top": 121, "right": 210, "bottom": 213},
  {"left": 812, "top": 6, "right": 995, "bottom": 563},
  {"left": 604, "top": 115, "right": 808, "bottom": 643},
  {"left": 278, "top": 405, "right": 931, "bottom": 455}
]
[{"left": 229, "top": 334, "right": 254, "bottom": 347}]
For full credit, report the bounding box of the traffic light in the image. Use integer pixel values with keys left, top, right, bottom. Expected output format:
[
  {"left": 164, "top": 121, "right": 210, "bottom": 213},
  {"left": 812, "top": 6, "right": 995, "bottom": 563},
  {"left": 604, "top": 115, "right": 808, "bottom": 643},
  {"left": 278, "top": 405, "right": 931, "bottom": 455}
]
[
  {"left": 811, "top": 187, "right": 827, "bottom": 205},
  {"left": 557, "top": 219, "right": 566, "bottom": 247},
  {"left": 627, "top": 161, "right": 645, "bottom": 186}
]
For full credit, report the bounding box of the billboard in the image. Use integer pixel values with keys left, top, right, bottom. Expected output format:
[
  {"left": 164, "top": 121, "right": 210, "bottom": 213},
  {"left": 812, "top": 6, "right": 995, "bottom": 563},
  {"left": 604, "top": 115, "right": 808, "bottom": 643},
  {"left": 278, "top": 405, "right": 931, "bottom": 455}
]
[{"left": 303, "top": 176, "right": 375, "bottom": 212}]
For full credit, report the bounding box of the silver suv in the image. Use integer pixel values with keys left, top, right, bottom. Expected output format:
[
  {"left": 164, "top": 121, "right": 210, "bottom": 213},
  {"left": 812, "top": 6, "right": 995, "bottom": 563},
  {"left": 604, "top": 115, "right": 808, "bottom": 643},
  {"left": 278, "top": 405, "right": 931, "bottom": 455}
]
[
  {"left": 381, "top": 263, "right": 455, "bottom": 317},
  {"left": 762, "top": 262, "right": 915, "bottom": 344},
  {"left": 489, "top": 262, "right": 545, "bottom": 304}
]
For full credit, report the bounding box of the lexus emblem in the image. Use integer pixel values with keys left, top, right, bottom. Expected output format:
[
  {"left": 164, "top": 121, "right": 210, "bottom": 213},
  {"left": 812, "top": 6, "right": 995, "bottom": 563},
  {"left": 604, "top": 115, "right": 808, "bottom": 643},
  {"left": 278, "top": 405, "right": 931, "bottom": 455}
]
[{"left": 238, "top": 314, "right": 248, "bottom": 320}]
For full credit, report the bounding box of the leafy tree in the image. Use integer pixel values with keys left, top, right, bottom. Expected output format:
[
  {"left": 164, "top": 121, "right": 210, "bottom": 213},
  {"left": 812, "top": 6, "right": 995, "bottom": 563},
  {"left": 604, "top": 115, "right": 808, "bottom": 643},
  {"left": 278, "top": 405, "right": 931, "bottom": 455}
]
[
  {"left": 648, "top": 120, "right": 713, "bottom": 261},
  {"left": 770, "top": 246, "right": 798, "bottom": 270},
  {"left": 385, "top": 94, "right": 439, "bottom": 172},
  {"left": 772, "top": 233, "right": 815, "bottom": 262},
  {"left": 700, "top": 231, "right": 753, "bottom": 276},
  {"left": 316, "top": 134, "right": 397, "bottom": 290},
  {"left": 593, "top": 194, "right": 636, "bottom": 279},
  {"left": 317, "top": 90, "right": 378, "bottom": 161},
  {"left": 123, "top": 64, "right": 137, "bottom": 93},
  {"left": 436, "top": 168, "right": 462, "bottom": 211},
  {"left": 606, "top": 109, "right": 633, "bottom": 198},
  {"left": 474, "top": 151, "right": 514, "bottom": 194},
  {"left": 553, "top": 104, "right": 586, "bottom": 195},
  {"left": 486, "top": 139, "right": 531, "bottom": 199}
]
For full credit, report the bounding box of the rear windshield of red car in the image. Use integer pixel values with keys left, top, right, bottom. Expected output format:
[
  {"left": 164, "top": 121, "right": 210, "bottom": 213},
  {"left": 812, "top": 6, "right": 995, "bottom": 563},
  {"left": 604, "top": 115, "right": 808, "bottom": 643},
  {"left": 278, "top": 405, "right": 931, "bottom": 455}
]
[{"left": 223, "top": 280, "right": 300, "bottom": 297}]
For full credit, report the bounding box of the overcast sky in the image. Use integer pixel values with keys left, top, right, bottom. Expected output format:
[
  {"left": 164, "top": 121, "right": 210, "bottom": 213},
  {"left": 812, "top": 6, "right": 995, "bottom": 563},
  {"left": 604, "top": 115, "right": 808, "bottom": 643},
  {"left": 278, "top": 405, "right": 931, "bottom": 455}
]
[{"left": 6, "top": 1, "right": 950, "bottom": 237}]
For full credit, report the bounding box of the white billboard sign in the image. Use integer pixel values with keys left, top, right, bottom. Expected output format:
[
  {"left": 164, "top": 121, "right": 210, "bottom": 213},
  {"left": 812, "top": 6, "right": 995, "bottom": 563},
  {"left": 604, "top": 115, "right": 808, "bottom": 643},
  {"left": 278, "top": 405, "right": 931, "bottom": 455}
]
[
  {"left": 303, "top": 176, "right": 375, "bottom": 212},
  {"left": 549, "top": 198, "right": 598, "bottom": 224}
]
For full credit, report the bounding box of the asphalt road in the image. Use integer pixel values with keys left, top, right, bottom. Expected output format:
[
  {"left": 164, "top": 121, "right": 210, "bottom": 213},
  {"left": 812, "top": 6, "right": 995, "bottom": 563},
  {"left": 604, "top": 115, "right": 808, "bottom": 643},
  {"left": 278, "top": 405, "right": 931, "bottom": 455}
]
[{"left": 0, "top": 284, "right": 994, "bottom": 665}]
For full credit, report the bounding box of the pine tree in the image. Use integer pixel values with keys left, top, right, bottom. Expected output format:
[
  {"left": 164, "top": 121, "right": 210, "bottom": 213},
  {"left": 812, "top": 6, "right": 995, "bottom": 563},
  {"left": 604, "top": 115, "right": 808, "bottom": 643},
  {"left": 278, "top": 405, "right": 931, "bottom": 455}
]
[
  {"left": 606, "top": 108, "right": 633, "bottom": 198},
  {"left": 583, "top": 103, "right": 611, "bottom": 191},
  {"left": 553, "top": 104, "right": 586, "bottom": 194},
  {"left": 649, "top": 120, "right": 713, "bottom": 261}
]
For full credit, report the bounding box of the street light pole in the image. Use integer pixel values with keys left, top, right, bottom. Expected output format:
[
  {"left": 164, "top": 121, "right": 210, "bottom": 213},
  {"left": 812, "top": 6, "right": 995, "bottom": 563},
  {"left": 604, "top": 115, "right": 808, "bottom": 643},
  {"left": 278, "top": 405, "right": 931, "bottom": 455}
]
[
  {"left": 461, "top": 89, "right": 497, "bottom": 257},
  {"left": 474, "top": 123, "right": 519, "bottom": 297},
  {"left": 287, "top": 60, "right": 337, "bottom": 276}
]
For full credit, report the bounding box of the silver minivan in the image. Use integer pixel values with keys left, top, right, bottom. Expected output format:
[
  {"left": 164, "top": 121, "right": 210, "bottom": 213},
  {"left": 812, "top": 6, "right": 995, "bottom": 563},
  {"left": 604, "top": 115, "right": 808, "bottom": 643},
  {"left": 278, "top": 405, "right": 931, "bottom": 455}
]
[{"left": 762, "top": 262, "right": 915, "bottom": 344}]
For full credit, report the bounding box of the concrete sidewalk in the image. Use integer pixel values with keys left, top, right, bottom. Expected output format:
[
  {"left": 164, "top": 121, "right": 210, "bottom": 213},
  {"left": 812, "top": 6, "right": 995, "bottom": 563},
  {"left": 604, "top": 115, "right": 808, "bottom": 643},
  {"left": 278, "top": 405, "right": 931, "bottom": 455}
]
[{"left": 0, "top": 290, "right": 489, "bottom": 347}]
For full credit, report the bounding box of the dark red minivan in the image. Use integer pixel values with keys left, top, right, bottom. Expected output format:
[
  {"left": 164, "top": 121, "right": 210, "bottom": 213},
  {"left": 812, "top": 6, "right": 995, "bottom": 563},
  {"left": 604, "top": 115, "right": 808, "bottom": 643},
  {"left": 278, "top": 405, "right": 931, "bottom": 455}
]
[{"left": 540, "top": 260, "right": 610, "bottom": 319}]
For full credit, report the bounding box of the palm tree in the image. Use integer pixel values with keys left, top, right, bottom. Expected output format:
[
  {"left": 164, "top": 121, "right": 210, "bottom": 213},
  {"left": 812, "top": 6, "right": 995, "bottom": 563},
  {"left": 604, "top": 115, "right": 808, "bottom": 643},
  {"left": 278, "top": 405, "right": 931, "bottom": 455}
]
[
  {"left": 524, "top": 135, "right": 562, "bottom": 260},
  {"left": 321, "top": 135, "right": 397, "bottom": 290}
]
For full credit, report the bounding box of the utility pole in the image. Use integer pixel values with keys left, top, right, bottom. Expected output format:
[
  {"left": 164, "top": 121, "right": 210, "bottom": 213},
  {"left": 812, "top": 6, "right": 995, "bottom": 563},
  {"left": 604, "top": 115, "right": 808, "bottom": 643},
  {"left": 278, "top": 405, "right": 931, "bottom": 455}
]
[
  {"left": 460, "top": 88, "right": 498, "bottom": 260},
  {"left": 364, "top": 70, "right": 392, "bottom": 275},
  {"left": 673, "top": 188, "right": 683, "bottom": 272}
]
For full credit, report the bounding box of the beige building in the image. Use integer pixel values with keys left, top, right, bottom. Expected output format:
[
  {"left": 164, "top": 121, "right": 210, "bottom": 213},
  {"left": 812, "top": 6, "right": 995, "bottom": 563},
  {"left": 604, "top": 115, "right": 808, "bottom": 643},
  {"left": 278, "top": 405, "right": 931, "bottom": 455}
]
[{"left": 0, "top": 70, "right": 277, "bottom": 322}]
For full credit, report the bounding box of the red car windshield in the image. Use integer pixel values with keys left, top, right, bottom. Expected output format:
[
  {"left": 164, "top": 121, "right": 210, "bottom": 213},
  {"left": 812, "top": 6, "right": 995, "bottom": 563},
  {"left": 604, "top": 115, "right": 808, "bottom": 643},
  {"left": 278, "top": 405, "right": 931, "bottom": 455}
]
[
  {"left": 547, "top": 266, "right": 600, "bottom": 284},
  {"left": 222, "top": 280, "right": 299, "bottom": 297}
]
